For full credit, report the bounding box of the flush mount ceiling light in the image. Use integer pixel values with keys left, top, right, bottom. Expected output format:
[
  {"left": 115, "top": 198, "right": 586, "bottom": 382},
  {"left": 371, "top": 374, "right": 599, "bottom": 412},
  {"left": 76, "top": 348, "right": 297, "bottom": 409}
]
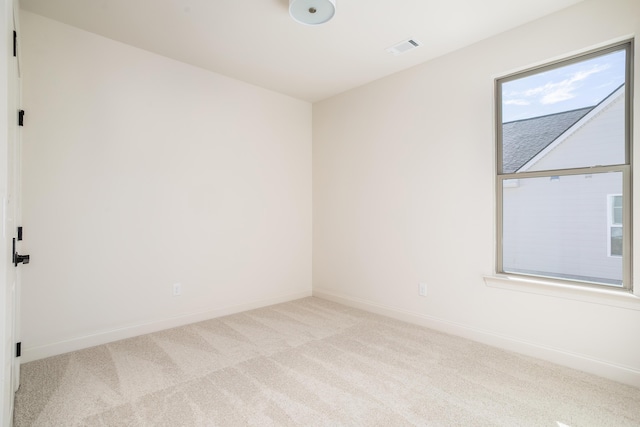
[{"left": 289, "top": 0, "right": 336, "bottom": 26}]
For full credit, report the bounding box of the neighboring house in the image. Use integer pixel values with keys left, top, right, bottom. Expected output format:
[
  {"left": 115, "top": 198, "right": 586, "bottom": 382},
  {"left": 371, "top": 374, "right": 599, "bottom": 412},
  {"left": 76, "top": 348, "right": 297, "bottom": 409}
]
[{"left": 502, "top": 84, "right": 625, "bottom": 286}]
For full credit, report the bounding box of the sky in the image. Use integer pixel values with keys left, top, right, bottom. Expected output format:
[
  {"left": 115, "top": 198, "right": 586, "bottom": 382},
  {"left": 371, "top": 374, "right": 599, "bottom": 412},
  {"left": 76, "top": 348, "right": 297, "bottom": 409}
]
[{"left": 501, "top": 49, "right": 626, "bottom": 123}]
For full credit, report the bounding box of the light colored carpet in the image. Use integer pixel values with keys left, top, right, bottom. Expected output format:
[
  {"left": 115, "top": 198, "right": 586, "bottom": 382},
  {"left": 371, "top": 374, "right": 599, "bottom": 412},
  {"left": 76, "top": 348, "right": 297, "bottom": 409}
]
[{"left": 13, "top": 297, "right": 640, "bottom": 426}]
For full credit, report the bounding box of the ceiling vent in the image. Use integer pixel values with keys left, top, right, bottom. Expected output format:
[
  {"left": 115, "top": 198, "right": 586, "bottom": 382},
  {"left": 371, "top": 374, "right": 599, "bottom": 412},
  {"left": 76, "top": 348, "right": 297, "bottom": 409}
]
[{"left": 386, "top": 39, "right": 421, "bottom": 55}]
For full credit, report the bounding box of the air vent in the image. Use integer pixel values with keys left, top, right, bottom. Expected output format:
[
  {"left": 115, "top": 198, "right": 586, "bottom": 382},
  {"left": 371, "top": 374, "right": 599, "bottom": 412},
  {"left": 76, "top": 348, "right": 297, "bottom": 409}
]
[{"left": 386, "top": 39, "right": 421, "bottom": 55}]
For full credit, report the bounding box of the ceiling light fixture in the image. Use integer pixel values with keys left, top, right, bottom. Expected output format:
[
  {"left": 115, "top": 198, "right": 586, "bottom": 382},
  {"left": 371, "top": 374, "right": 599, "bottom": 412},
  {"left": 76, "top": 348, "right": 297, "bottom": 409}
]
[{"left": 289, "top": 0, "right": 336, "bottom": 26}]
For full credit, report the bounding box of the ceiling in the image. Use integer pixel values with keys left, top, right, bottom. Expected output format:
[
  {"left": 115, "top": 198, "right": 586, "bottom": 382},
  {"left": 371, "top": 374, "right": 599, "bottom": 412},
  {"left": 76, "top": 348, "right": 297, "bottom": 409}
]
[{"left": 19, "top": 0, "right": 583, "bottom": 103}]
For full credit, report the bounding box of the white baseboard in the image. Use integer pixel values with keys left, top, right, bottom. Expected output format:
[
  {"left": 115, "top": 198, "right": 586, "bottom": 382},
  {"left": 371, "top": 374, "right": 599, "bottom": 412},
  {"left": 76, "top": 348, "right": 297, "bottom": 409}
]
[
  {"left": 22, "top": 290, "right": 312, "bottom": 363},
  {"left": 313, "top": 288, "right": 640, "bottom": 388}
]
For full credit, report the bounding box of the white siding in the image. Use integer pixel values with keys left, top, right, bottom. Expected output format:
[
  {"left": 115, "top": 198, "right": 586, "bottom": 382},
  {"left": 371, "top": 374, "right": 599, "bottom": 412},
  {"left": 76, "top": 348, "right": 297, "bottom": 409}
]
[
  {"left": 503, "top": 173, "right": 623, "bottom": 283},
  {"left": 503, "top": 88, "right": 626, "bottom": 283},
  {"left": 526, "top": 89, "right": 625, "bottom": 172}
]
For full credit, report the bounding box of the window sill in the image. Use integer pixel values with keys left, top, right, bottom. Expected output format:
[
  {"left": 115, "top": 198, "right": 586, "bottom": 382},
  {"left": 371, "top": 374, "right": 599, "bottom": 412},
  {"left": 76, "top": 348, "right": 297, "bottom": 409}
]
[{"left": 483, "top": 274, "right": 640, "bottom": 311}]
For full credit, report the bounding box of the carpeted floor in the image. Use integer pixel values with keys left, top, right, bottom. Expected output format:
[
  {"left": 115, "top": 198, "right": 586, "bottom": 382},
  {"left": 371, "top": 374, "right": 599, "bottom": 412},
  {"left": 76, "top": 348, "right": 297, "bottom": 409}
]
[{"left": 13, "top": 297, "right": 640, "bottom": 426}]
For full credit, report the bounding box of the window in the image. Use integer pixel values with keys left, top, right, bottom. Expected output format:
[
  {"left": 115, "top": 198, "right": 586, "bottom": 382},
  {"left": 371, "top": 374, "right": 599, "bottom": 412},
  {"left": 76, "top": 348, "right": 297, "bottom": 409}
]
[
  {"left": 496, "top": 41, "right": 633, "bottom": 290},
  {"left": 609, "top": 195, "right": 623, "bottom": 257}
]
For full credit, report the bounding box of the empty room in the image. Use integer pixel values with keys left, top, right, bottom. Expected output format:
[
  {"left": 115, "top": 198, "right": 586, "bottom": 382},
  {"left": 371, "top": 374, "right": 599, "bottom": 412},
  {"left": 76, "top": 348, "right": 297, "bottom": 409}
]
[{"left": 1, "top": 0, "right": 640, "bottom": 425}]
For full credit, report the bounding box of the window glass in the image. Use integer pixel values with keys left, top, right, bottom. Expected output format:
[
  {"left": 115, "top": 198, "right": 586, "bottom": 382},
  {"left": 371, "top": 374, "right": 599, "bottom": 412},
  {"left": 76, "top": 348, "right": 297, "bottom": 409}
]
[
  {"left": 612, "top": 195, "right": 623, "bottom": 225},
  {"left": 611, "top": 227, "right": 623, "bottom": 257},
  {"left": 497, "top": 42, "right": 631, "bottom": 289},
  {"left": 502, "top": 172, "right": 623, "bottom": 286},
  {"left": 501, "top": 50, "right": 626, "bottom": 174}
]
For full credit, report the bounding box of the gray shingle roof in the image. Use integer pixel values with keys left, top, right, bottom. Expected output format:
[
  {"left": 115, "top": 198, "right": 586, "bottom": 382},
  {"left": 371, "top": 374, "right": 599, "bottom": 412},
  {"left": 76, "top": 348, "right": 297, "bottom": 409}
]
[{"left": 501, "top": 107, "right": 593, "bottom": 173}]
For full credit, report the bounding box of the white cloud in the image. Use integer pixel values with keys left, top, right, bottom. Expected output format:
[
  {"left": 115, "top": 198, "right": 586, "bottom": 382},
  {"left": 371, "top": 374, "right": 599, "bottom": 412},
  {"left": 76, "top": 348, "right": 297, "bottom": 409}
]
[
  {"left": 523, "top": 86, "right": 546, "bottom": 97},
  {"left": 512, "top": 63, "right": 611, "bottom": 105},
  {"left": 540, "top": 85, "right": 575, "bottom": 104},
  {"left": 504, "top": 99, "right": 530, "bottom": 106}
]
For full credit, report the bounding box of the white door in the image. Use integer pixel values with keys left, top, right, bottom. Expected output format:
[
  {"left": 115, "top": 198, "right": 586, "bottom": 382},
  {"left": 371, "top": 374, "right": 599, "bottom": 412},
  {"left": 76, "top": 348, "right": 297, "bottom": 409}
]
[
  {"left": 1, "top": 0, "right": 22, "bottom": 423},
  {"left": 9, "top": 2, "right": 24, "bottom": 395}
]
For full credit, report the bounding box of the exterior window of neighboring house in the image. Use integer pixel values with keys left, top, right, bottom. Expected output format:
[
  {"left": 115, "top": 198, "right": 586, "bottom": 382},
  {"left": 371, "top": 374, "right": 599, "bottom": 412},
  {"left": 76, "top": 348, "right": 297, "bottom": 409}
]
[
  {"left": 609, "top": 195, "right": 623, "bottom": 257},
  {"left": 496, "top": 41, "right": 633, "bottom": 290}
]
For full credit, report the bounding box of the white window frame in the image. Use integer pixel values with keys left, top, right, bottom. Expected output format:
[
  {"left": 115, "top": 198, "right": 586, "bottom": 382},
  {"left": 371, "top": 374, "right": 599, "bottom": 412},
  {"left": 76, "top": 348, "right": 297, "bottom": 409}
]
[
  {"left": 495, "top": 40, "right": 633, "bottom": 292},
  {"left": 608, "top": 194, "right": 623, "bottom": 258}
]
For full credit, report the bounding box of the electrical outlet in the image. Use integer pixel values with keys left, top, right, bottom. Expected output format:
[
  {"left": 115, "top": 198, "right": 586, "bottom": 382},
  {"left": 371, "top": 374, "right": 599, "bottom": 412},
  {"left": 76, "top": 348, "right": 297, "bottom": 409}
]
[
  {"left": 173, "top": 283, "right": 182, "bottom": 296},
  {"left": 419, "top": 282, "right": 427, "bottom": 297}
]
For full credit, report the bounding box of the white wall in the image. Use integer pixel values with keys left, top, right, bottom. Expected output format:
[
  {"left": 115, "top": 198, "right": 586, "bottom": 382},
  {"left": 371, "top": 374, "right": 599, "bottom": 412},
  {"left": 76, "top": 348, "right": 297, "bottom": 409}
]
[
  {"left": 20, "top": 11, "right": 312, "bottom": 360},
  {"left": 19, "top": 0, "right": 640, "bottom": 388},
  {"left": 313, "top": 0, "right": 640, "bottom": 386}
]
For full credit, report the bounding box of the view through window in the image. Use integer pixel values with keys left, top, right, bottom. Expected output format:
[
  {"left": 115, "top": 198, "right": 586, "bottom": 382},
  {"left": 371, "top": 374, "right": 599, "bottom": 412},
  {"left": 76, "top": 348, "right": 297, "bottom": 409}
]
[{"left": 496, "top": 42, "right": 632, "bottom": 289}]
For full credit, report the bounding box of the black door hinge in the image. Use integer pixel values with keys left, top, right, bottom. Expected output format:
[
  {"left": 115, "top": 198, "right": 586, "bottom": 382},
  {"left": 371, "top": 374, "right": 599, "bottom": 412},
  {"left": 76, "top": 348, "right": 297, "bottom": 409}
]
[
  {"left": 18, "top": 110, "right": 24, "bottom": 126},
  {"left": 16, "top": 342, "right": 21, "bottom": 358},
  {"left": 13, "top": 238, "right": 30, "bottom": 267},
  {"left": 13, "top": 31, "right": 16, "bottom": 57},
  {"left": 17, "top": 226, "right": 23, "bottom": 241}
]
